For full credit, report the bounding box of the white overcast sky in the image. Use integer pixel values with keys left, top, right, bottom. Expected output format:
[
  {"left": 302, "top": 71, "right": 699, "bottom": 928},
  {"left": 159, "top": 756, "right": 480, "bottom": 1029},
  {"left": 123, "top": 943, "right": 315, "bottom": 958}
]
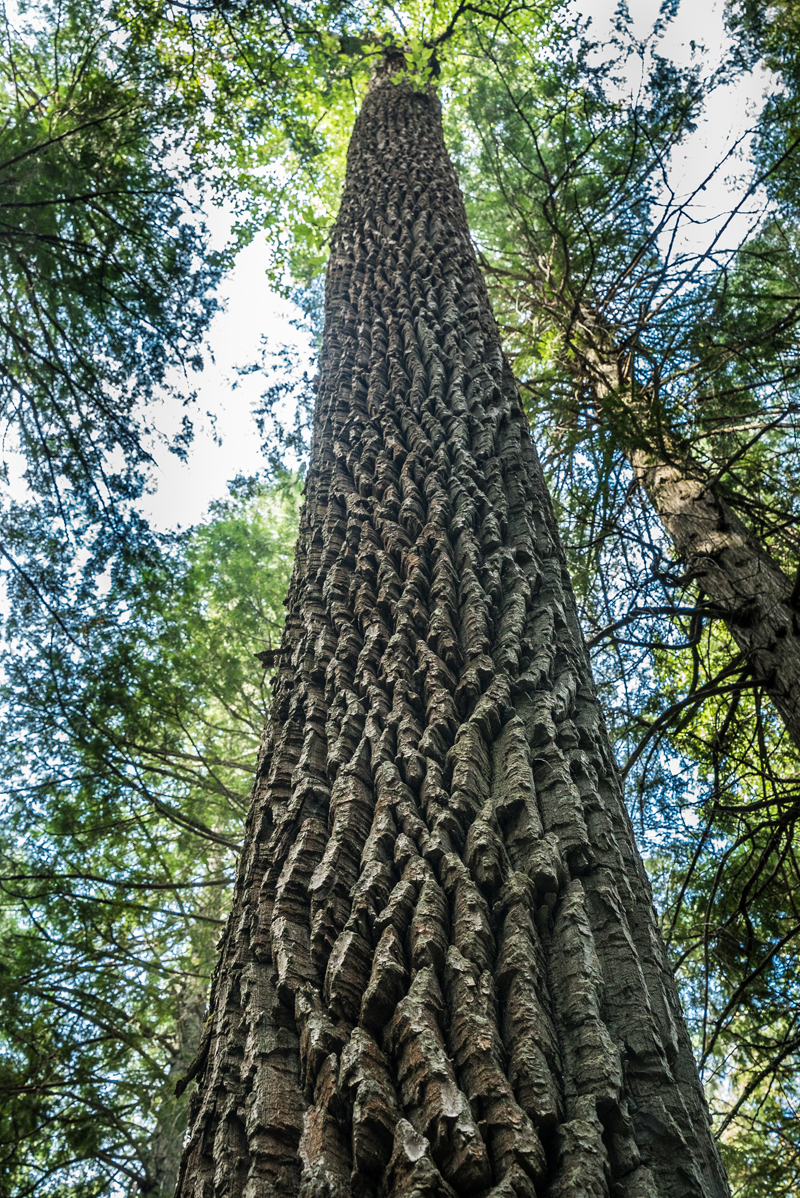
[{"left": 142, "top": 0, "right": 770, "bottom": 532}]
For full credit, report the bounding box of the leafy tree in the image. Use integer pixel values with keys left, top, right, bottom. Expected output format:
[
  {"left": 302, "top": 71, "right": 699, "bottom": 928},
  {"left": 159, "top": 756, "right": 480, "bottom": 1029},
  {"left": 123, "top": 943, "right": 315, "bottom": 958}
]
[{"left": 0, "top": 0, "right": 224, "bottom": 544}]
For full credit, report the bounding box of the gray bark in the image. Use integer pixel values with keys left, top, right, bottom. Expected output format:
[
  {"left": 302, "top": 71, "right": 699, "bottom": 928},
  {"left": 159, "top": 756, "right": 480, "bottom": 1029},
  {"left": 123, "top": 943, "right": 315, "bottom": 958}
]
[
  {"left": 175, "top": 67, "right": 730, "bottom": 1198},
  {"left": 630, "top": 455, "right": 800, "bottom": 741}
]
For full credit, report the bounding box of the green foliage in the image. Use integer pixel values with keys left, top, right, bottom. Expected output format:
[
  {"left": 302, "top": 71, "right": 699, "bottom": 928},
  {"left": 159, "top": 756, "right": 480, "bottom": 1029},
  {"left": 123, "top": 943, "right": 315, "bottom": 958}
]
[
  {"left": 0, "top": 475, "right": 301, "bottom": 1197},
  {"left": 728, "top": 0, "right": 800, "bottom": 218},
  {"left": 0, "top": 0, "right": 223, "bottom": 536}
]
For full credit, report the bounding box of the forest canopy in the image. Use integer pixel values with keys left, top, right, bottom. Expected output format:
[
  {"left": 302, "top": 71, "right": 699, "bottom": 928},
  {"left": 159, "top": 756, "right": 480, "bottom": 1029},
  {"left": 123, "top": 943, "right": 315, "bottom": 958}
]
[{"left": 1, "top": 0, "right": 798, "bottom": 1195}]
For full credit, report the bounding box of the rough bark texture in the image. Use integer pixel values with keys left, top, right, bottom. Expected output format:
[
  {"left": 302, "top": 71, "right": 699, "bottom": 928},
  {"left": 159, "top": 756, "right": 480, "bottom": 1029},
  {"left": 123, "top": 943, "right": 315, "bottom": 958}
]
[
  {"left": 630, "top": 452, "right": 800, "bottom": 745},
  {"left": 577, "top": 320, "right": 800, "bottom": 750},
  {"left": 176, "top": 73, "right": 730, "bottom": 1198}
]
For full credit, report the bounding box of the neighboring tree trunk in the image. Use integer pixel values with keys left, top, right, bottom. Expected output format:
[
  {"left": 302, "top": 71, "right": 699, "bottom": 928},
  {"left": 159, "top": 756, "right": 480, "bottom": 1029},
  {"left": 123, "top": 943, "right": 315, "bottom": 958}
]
[
  {"left": 574, "top": 314, "right": 800, "bottom": 749},
  {"left": 176, "top": 65, "right": 729, "bottom": 1198},
  {"left": 136, "top": 980, "right": 208, "bottom": 1198}
]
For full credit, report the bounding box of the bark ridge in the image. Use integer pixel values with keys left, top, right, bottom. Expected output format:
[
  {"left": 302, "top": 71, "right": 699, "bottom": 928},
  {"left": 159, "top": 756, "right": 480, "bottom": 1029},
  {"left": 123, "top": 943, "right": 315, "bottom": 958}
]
[{"left": 176, "top": 75, "right": 730, "bottom": 1198}]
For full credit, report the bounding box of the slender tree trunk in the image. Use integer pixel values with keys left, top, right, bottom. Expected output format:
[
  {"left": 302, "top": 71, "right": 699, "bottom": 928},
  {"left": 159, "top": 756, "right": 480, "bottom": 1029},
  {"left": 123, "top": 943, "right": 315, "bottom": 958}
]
[
  {"left": 576, "top": 317, "right": 800, "bottom": 750},
  {"left": 176, "top": 67, "right": 729, "bottom": 1198},
  {"left": 137, "top": 980, "right": 207, "bottom": 1198}
]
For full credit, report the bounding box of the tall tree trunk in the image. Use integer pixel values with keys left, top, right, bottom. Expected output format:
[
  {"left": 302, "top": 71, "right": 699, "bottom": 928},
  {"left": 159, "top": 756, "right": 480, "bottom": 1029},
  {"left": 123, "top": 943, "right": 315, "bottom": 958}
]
[
  {"left": 575, "top": 315, "right": 800, "bottom": 749},
  {"left": 176, "top": 66, "right": 729, "bottom": 1198}
]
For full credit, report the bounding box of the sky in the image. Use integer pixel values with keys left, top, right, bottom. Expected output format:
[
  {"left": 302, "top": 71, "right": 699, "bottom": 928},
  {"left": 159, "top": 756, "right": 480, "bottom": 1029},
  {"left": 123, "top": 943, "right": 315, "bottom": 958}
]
[
  {"left": 139, "top": 240, "right": 312, "bottom": 530},
  {"left": 140, "top": 0, "right": 770, "bottom": 532}
]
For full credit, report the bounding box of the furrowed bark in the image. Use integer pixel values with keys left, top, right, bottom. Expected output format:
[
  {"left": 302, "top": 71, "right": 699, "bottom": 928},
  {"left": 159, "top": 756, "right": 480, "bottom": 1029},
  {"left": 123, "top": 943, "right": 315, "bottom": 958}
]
[
  {"left": 175, "top": 69, "right": 729, "bottom": 1198},
  {"left": 576, "top": 317, "right": 800, "bottom": 750}
]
